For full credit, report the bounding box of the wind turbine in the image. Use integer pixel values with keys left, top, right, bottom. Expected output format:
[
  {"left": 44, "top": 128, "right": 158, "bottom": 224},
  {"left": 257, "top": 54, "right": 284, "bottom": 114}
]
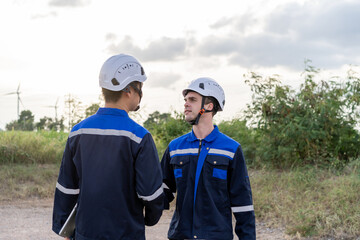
[
  {"left": 44, "top": 97, "right": 59, "bottom": 121},
  {"left": 4, "top": 83, "right": 24, "bottom": 119}
]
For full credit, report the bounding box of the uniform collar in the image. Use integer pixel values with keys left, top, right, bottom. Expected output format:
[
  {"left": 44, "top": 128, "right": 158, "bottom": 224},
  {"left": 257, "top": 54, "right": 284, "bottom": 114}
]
[
  {"left": 96, "top": 108, "right": 129, "bottom": 117},
  {"left": 188, "top": 125, "right": 219, "bottom": 143}
]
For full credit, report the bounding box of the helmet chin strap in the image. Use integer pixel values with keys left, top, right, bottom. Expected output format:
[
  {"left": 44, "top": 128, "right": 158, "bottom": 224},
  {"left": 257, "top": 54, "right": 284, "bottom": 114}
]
[{"left": 189, "top": 97, "right": 212, "bottom": 125}]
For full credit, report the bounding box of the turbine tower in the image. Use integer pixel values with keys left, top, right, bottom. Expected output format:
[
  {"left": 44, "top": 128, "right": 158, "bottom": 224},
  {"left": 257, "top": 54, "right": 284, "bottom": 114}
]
[
  {"left": 4, "top": 83, "right": 23, "bottom": 119},
  {"left": 45, "top": 97, "right": 59, "bottom": 121}
]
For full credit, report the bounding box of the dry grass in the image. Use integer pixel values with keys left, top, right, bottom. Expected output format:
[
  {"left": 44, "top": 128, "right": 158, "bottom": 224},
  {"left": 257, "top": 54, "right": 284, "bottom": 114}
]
[
  {"left": 250, "top": 164, "right": 360, "bottom": 239},
  {"left": 0, "top": 164, "right": 59, "bottom": 201}
]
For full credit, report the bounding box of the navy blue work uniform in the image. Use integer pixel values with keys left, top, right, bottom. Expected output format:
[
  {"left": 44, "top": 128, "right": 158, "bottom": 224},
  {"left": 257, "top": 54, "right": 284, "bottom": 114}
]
[
  {"left": 161, "top": 126, "right": 255, "bottom": 240},
  {"left": 52, "top": 108, "right": 164, "bottom": 240}
]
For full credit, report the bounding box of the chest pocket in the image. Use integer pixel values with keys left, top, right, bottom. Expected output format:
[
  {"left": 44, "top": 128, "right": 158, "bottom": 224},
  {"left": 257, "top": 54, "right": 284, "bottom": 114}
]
[
  {"left": 205, "top": 156, "right": 230, "bottom": 180},
  {"left": 170, "top": 156, "right": 190, "bottom": 179}
]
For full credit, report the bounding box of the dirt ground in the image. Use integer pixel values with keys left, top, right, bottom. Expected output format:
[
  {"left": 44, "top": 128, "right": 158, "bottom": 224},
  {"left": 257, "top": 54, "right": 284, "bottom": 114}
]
[{"left": 0, "top": 199, "right": 288, "bottom": 240}]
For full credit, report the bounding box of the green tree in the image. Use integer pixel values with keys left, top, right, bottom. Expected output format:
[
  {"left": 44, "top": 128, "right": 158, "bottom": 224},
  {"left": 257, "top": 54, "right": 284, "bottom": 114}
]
[
  {"left": 144, "top": 111, "right": 191, "bottom": 156},
  {"left": 144, "top": 111, "right": 171, "bottom": 130},
  {"left": 64, "top": 94, "right": 83, "bottom": 131},
  {"left": 36, "top": 116, "right": 65, "bottom": 131},
  {"left": 35, "top": 117, "right": 51, "bottom": 130},
  {"left": 47, "top": 117, "right": 65, "bottom": 131},
  {"left": 85, "top": 103, "right": 100, "bottom": 118},
  {"left": 6, "top": 110, "right": 35, "bottom": 131}
]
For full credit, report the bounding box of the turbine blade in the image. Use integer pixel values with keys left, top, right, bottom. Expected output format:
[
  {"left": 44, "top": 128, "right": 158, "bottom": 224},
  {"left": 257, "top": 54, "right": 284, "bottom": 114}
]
[
  {"left": 19, "top": 97, "right": 25, "bottom": 108},
  {"left": 4, "top": 92, "right": 17, "bottom": 95}
]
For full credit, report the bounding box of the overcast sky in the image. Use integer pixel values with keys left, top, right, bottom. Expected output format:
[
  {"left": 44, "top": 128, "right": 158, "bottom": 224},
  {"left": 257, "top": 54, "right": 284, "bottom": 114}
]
[{"left": 0, "top": 0, "right": 359, "bottom": 130}]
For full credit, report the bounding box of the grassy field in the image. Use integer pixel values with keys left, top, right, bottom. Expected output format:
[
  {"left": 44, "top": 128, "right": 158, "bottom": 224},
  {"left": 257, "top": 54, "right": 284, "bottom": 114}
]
[
  {"left": 0, "top": 130, "right": 67, "bottom": 164},
  {"left": 0, "top": 131, "right": 65, "bottom": 200},
  {"left": 0, "top": 131, "right": 359, "bottom": 239}
]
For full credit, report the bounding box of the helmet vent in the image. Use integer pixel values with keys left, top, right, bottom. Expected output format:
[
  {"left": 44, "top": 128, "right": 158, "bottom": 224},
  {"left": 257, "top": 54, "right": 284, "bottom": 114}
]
[
  {"left": 199, "top": 83, "right": 204, "bottom": 89},
  {"left": 111, "top": 78, "right": 120, "bottom": 86}
]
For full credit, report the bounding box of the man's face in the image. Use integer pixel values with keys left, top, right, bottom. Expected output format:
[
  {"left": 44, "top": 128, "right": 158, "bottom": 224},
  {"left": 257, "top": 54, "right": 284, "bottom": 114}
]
[{"left": 184, "top": 91, "right": 202, "bottom": 122}]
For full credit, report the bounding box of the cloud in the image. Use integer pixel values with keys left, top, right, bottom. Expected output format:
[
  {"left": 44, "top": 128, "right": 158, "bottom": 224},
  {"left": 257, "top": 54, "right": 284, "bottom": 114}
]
[
  {"left": 49, "top": 0, "right": 91, "bottom": 7},
  {"left": 210, "top": 17, "right": 234, "bottom": 29},
  {"left": 210, "top": 13, "right": 259, "bottom": 35},
  {"left": 147, "top": 72, "right": 182, "bottom": 88},
  {"left": 265, "top": 1, "right": 360, "bottom": 47},
  {"left": 227, "top": 34, "right": 317, "bottom": 69},
  {"left": 105, "top": 1, "right": 360, "bottom": 71},
  {"left": 31, "top": 11, "right": 57, "bottom": 19},
  {"left": 197, "top": 0, "right": 360, "bottom": 70},
  {"left": 197, "top": 35, "right": 240, "bottom": 56},
  {"left": 106, "top": 35, "right": 188, "bottom": 62},
  {"left": 105, "top": 33, "right": 117, "bottom": 42},
  {"left": 0, "top": 56, "right": 24, "bottom": 70},
  {"left": 142, "top": 37, "right": 187, "bottom": 61}
]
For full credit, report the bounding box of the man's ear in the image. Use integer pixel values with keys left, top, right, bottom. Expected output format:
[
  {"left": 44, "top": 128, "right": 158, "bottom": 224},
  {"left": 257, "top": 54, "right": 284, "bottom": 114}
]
[{"left": 205, "top": 102, "right": 214, "bottom": 111}]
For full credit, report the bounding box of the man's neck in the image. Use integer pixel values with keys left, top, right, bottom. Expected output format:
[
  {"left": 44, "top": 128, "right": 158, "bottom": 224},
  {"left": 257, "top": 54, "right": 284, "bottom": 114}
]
[
  {"left": 104, "top": 102, "right": 129, "bottom": 113},
  {"left": 192, "top": 119, "right": 214, "bottom": 139}
]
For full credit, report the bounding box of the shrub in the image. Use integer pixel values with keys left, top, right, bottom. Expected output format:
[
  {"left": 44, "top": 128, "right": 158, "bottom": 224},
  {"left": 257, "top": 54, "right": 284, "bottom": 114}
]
[
  {"left": 218, "top": 119, "right": 260, "bottom": 166},
  {"left": 145, "top": 111, "right": 192, "bottom": 157},
  {"left": 244, "top": 62, "right": 360, "bottom": 168}
]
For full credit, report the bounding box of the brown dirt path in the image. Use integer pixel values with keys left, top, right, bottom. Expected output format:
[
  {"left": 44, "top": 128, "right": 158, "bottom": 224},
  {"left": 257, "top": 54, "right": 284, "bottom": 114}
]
[{"left": 0, "top": 199, "right": 288, "bottom": 240}]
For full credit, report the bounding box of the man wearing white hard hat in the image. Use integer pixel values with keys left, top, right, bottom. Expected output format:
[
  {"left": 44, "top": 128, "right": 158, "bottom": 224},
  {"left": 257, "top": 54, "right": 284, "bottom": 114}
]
[
  {"left": 52, "top": 54, "right": 164, "bottom": 240},
  {"left": 161, "top": 78, "right": 256, "bottom": 239}
]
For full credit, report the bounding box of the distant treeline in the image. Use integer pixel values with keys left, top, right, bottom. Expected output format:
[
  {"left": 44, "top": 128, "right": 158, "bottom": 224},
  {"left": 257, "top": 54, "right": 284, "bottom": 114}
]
[{"left": 1, "top": 62, "right": 360, "bottom": 169}]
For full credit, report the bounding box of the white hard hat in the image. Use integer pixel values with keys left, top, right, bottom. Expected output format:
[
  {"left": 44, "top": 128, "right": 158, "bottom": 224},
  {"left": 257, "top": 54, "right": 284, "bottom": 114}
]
[
  {"left": 183, "top": 77, "right": 225, "bottom": 111},
  {"left": 99, "top": 54, "right": 146, "bottom": 91}
]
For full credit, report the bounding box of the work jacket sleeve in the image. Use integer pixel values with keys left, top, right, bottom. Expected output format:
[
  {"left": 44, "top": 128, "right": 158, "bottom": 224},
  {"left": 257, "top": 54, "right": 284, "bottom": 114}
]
[
  {"left": 52, "top": 138, "right": 79, "bottom": 235},
  {"left": 160, "top": 147, "right": 176, "bottom": 210},
  {"left": 135, "top": 133, "right": 164, "bottom": 226},
  {"left": 228, "top": 145, "right": 256, "bottom": 240}
]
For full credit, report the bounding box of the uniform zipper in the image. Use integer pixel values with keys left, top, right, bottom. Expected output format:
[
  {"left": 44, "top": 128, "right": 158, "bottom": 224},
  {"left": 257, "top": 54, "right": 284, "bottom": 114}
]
[
  {"left": 193, "top": 139, "right": 203, "bottom": 238},
  {"left": 198, "top": 139, "right": 202, "bottom": 155}
]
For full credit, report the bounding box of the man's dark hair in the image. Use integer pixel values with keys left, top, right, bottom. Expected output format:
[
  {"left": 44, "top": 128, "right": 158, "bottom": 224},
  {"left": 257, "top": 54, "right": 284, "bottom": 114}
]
[
  {"left": 102, "top": 88, "right": 123, "bottom": 103},
  {"left": 102, "top": 81, "right": 141, "bottom": 103}
]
